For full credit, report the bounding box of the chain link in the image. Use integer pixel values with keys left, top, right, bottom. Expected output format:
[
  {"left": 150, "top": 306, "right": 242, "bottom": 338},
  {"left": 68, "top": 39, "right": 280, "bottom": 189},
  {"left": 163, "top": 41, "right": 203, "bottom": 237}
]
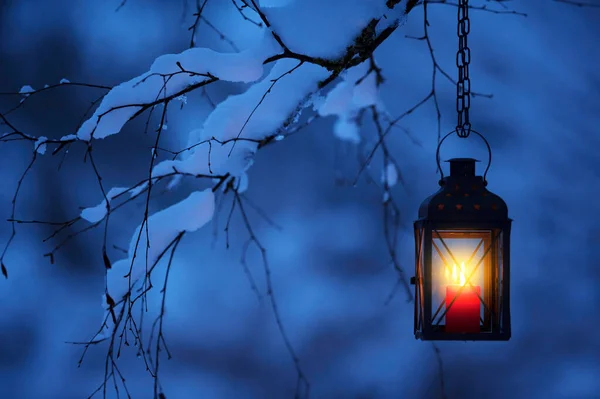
[{"left": 456, "top": 0, "right": 471, "bottom": 138}]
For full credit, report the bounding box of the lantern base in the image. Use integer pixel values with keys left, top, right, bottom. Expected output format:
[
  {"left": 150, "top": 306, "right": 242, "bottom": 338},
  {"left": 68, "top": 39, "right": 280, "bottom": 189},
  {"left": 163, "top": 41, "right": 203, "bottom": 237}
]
[{"left": 415, "top": 330, "right": 510, "bottom": 341}]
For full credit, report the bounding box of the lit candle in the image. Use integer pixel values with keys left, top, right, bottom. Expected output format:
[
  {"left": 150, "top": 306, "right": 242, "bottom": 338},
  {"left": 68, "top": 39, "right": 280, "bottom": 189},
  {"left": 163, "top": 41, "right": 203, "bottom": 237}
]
[{"left": 445, "top": 262, "right": 480, "bottom": 333}]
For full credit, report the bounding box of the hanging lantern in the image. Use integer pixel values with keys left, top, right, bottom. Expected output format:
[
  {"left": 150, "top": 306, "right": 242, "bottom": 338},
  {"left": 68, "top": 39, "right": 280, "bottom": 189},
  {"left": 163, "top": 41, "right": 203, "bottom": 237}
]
[{"left": 412, "top": 132, "right": 511, "bottom": 341}]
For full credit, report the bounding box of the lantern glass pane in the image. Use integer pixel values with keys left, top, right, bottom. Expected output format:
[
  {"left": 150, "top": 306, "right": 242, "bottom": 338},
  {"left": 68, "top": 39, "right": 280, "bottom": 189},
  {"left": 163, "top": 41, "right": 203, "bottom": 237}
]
[
  {"left": 430, "top": 229, "right": 495, "bottom": 333},
  {"left": 414, "top": 227, "right": 426, "bottom": 333},
  {"left": 495, "top": 230, "right": 505, "bottom": 327}
]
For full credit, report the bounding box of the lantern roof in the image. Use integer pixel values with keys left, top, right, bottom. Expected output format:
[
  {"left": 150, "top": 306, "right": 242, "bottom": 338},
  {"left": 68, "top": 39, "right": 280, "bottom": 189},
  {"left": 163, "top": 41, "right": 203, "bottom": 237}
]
[{"left": 417, "top": 158, "right": 508, "bottom": 222}]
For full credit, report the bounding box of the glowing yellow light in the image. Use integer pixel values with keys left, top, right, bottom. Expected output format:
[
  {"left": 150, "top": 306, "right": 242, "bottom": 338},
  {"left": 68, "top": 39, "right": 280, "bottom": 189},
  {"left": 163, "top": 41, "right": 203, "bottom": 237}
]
[{"left": 448, "top": 261, "right": 468, "bottom": 286}]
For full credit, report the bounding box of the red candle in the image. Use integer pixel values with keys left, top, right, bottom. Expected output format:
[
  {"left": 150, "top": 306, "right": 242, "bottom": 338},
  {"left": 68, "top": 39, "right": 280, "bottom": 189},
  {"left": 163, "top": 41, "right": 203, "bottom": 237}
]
[{"left": 445, "top": 285, "right": 480, "bottom": 333}]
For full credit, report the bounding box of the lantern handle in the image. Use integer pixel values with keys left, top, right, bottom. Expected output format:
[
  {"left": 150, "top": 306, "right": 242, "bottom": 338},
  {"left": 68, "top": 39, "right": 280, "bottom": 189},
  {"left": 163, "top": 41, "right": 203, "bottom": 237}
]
[{"left": 435, "top": 129, "right": 492, "bottom": 186}]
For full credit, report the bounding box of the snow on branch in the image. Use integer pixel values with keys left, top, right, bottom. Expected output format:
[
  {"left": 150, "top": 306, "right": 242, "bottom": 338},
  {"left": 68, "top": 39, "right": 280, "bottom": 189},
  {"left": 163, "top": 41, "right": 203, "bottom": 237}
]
[
  {"left": 76, "top": 30, "right": 280, "bottom": 141},
  {"left": 262, "top": 0, "right": 408, "bottom": 58},
  {"left": 152, "top": 60, "right": 330, "bottom": 179},
  {"left": 318, "top": 58, "right": 382, "bottom": 143},
  {"left": 100, "top": 189, "right": 215, "bottom": 338}
]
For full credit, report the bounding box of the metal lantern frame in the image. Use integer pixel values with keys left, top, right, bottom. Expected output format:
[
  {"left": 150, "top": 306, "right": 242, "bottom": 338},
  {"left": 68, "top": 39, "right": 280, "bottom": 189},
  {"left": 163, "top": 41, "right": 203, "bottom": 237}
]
[{"left": 412, "top": 130, "right": 512, "bottom": 341}]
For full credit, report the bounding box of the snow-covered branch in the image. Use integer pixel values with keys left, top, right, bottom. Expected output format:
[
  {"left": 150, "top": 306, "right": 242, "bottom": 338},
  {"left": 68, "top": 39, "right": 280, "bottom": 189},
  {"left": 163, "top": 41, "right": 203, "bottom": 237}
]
[{"left": 0, "top": 0, "right": 441, "bottom": 398}]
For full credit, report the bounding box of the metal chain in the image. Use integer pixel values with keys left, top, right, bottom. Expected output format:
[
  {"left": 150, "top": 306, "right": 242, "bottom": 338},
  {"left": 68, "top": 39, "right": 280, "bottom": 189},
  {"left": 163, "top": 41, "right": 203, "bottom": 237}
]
[{"left": 456, "top": 0, "right": 471, "bottom": 138}]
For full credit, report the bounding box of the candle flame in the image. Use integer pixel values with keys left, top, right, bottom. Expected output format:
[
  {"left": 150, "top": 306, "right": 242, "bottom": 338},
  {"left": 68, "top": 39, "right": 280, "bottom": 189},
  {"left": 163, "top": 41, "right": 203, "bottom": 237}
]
[{"left": 448, "top": 261, "right": 467, "bottom": 286}]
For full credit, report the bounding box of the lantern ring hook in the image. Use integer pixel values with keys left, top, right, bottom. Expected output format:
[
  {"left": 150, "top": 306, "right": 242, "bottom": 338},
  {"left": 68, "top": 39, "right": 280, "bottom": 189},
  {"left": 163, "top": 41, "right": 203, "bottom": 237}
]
[{"left": 435, "top": 129, "right": 492, "bottom": 186}]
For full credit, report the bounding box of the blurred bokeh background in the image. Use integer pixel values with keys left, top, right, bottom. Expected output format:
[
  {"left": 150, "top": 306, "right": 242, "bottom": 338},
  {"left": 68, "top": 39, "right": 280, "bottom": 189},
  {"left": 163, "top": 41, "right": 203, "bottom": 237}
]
[{"left": 0, "top": 0, "right": 599, "bottom": 398}]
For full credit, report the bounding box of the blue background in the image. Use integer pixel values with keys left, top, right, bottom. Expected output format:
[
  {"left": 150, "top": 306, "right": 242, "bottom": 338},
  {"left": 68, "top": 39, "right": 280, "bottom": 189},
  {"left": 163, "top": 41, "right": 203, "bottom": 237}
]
[{"left": 0, "top": 0, "right": 599, "bottom": 398}]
